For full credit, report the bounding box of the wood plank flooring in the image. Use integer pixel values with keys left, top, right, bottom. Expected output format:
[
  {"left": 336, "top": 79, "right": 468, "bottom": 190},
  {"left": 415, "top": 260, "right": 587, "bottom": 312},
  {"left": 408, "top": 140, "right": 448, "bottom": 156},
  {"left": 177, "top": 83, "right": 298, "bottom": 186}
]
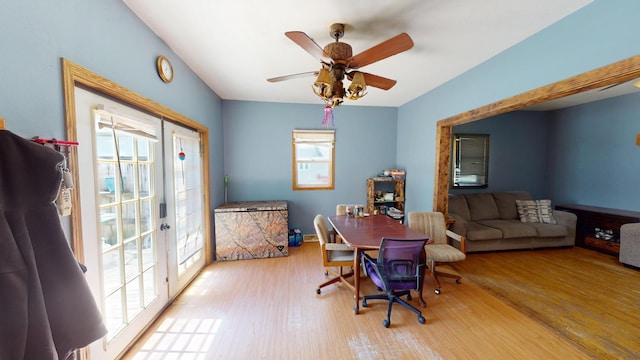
[
  {"left": 120, "top": 242, "right": 619, "bottom": 359},
  {"left": 450, "top": 246, "right": 640, "bottom": 360}
]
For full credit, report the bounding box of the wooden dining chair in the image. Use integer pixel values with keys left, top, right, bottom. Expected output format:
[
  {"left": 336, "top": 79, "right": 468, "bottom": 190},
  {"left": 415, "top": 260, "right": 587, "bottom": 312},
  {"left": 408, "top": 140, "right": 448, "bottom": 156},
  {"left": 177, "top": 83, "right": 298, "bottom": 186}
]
[
  {"left": 333, "top": 204, "right": 348, "bottom": 243},
  {"left": 313, "top": 214, "right": 355, "bottom": 295}
]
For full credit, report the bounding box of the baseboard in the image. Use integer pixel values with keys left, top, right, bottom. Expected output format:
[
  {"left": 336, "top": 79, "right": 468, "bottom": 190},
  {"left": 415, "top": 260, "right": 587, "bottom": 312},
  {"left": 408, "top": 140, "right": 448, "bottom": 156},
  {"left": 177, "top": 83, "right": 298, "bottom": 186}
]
[{"left": 303, "top": 234, "right": 318, "bottom": 242}]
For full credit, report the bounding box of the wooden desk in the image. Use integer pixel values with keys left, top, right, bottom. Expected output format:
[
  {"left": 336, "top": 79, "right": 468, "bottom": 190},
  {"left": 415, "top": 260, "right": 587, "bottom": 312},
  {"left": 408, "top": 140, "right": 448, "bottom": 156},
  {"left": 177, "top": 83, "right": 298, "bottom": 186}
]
[{"left": 328, "top": 214, "right": 429, "bottom": 314}]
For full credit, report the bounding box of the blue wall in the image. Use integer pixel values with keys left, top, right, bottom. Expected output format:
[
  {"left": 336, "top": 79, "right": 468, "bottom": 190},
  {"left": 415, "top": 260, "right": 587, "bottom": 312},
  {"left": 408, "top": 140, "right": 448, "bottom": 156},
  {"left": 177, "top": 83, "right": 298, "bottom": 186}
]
[
  {"left": 451, "top": 111, "right": 551, "bottom": 198},
  {"left": 222, "top": 101, "right": 398, "bottom": 232},
  {"left": 3, "top": 0, "right": 639, "bottom": 238},
  {"left": 443, "top": 91, "right": 640, "bottom": 214},
  {"left": 1, "top": 1, "right": 224, "bottom": 236},
  {"left": 398, "top": 0, "right": 640, "bottom": 213},
  {"left": 547, "top": 92, "right": 640, "bottom": 211}
]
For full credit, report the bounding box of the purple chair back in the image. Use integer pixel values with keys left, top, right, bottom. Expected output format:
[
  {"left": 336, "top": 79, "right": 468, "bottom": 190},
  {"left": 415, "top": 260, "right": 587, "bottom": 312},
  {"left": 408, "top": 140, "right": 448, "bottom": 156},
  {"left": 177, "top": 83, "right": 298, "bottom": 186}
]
[{"left": 364, "top": 238, "right": 427, "bottom": 292}]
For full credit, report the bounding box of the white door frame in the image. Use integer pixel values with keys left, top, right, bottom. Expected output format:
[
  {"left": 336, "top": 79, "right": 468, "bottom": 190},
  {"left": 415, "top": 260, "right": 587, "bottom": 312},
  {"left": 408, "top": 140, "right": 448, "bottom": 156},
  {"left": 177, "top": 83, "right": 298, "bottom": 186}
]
[{"left": 163, "top": 122, "right": 206, "bottom": 296}]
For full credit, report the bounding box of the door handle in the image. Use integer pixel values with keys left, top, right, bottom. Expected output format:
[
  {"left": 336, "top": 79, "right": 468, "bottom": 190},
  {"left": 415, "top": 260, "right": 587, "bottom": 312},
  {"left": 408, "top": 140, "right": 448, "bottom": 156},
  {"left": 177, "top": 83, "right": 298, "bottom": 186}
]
[{"left": 160, "top": 223, "right": 171, "bottom": 231}]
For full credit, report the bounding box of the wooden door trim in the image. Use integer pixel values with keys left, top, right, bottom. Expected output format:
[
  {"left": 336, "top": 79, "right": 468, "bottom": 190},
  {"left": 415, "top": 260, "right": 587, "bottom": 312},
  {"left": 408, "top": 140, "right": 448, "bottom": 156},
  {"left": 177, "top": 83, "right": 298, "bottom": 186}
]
[
  {"left": 61, "top": 58, "right": 213, "bottom": 264},
  {"left": 434, "top": 54, "right": 640, "bottom": 213}
]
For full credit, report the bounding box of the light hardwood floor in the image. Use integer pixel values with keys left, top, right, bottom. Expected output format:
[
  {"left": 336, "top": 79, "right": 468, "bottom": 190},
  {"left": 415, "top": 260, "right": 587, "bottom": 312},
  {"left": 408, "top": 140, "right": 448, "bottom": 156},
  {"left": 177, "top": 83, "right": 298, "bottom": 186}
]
[
  {"left": 121, "top": 242, "right": 613, "bottom": 359},
  {"left": 450, "top": 246, "right": 640, "bottom": 359}
]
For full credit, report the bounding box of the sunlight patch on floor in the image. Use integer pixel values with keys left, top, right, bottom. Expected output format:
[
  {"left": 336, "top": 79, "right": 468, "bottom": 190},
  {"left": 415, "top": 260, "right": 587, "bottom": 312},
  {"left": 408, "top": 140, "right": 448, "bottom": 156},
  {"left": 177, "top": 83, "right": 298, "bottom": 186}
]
[{"left": 130, "top": 317, "right": 221, "bottom": 359}]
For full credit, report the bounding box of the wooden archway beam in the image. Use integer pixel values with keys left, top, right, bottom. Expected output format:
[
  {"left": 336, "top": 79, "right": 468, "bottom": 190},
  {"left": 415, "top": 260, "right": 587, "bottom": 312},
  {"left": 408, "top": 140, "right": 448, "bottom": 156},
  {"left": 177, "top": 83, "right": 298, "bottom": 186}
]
[{"left": 434, "top": 54, "right": 640, "bottom": 213}]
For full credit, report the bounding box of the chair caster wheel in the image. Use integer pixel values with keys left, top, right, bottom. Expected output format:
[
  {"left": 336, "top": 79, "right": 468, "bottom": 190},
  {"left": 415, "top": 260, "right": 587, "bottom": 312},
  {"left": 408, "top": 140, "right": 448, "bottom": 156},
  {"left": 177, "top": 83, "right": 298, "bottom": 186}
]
[
  {"left": 434, "top": 289, "right": 441, "bottom": 295},
  {"left": 418, "top": 316, "right": 426, "bottom": 324},
  {"left": 456, "top": 279, "right": 462, "bottom": 284},
  {"left": 316, "top": 288, "right": 321, "bottom": 294},
  {"left": 383, "top": 320, "right": 390, "bottom": 328},
  {"left": 362, "top": 299, "right": 368, "bottom": 307}
]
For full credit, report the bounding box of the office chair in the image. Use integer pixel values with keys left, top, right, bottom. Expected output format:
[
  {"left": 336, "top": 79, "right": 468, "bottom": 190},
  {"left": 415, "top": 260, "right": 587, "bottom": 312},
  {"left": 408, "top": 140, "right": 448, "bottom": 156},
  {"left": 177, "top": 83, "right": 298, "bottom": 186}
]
[
  {"left": 313, "top": 214, "right": 355, "bottom": 294},
  {"left": 407, "top": 211, "right": 466, "bottom": 294},
  {"left": 361, "top": 238, "right": 428, "bottom": 327}
]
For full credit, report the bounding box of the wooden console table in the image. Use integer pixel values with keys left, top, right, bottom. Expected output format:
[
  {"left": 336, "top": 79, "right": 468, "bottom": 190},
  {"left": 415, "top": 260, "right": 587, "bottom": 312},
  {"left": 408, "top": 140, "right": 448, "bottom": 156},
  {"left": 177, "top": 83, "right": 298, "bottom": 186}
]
[{"left": 556, "top": 204, "right": 640, "bottom": 255}]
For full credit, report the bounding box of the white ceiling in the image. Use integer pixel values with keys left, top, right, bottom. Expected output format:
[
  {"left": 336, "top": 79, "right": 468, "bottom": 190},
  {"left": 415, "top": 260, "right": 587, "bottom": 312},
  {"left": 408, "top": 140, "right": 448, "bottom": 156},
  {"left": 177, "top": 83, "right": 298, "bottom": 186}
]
[{"left": 123, "top": 0, "right": 597, "bottom": 108}]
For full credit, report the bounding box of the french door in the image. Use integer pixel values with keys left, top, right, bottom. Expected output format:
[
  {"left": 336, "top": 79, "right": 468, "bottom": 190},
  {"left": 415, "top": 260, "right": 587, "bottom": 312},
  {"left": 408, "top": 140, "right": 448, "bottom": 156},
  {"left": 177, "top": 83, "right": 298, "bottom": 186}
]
[
  {"left": 164, "top": 122, "right": 205, "bottom": 295},
  {"left": 74, "top": 87, "right": 205, "bottom": 359}
]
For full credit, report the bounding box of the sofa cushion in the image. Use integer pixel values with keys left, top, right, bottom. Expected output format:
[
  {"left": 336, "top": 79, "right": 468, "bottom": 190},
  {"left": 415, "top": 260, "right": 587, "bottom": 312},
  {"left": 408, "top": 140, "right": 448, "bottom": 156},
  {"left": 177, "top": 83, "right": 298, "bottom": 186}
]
[
  {"left": 528, "top": 222, "right": 568, "bottom": 238},
  {"left": 465, "top": 193, "right": 499, "bottom": 221},
  {"left": 493, "top": 191, "right": 532, "bottom": 220},
  {"left": 465, "top": 222, "right": 503, "bottom": 241},
  {"left": 448, "top": 194, "right": 470, "bottom": 221},
  {"left": 477, "top": 219, "right": 538, "bottom": 239}
]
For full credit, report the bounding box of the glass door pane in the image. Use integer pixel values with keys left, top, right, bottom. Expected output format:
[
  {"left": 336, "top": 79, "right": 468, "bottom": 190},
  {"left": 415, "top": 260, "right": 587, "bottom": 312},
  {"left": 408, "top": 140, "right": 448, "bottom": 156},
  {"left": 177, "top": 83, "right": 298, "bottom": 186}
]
[
  {"left": 164, "top": 123, "right": 205, "bottom": 295},
  {"left": 96, "top": 126, "right": 160, "bottom": 340},
  {"left": 74, "top": 87, "right": 169, "bottom": 360}
]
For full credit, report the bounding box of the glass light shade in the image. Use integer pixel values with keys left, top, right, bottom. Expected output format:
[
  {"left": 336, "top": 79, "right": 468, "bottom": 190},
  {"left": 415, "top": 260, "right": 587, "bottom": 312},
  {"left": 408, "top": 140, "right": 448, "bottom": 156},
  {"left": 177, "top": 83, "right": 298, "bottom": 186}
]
[
  {"left": 313, "top": 68, "right": 332, "bottom": 100},
  {"left": 347, "top": 72, "right": 367, "bottom": 100}
]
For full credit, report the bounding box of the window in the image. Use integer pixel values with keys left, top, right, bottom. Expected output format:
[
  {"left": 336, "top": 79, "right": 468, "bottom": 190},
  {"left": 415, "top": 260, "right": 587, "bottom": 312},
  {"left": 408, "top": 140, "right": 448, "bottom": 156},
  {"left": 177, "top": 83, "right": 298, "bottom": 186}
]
[
  {"left": 298, "top": 163, "right": 310, "bottom": 171},
  {"left": 451, "top": 134, "right": 490, "bottom": 188},
  {"left": 292, "top": 130, "right": 335, "bottom": 190}
]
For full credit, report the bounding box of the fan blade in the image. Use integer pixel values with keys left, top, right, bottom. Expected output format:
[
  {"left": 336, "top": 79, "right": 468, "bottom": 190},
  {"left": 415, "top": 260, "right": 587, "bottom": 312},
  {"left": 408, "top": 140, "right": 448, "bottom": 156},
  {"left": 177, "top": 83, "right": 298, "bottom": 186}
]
[
  {"left": 349, "top": 72, "right": 397, "bottom": 90},
  {"left": 267, "top": 71, "right": 318, "bottom": 83},
  {"left": 285, "top": 31, "right": 332, "bottom": 63},
  {"left": 347, "top": 33, "right": 414, "bottom": 69}
]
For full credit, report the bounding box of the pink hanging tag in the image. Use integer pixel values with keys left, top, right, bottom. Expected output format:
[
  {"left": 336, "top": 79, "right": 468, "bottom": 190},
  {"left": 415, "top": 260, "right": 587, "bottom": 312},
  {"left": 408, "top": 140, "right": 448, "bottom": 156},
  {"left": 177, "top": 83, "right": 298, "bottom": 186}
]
[{"left": 321, "top": 105, "right": 334, "bottom": 127}]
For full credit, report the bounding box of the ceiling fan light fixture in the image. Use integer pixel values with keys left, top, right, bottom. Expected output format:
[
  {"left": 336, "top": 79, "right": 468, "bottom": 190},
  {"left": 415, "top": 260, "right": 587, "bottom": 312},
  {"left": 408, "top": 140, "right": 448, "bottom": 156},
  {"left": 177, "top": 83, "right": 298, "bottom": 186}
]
[
  {"left": 332, "top": 80, "right": 345, "bottom": 100},
  {"left": 272, "top": 24, "right": 412, "bottom": 107},
  {"left": 313, "top": 68, "right": 332, "bottom": 98},
  {"left": 347, "top": 72, "right": 367, "bottom": 100},
  {"left": 324, "top": 42, "right": 352, "bottom": 60}
]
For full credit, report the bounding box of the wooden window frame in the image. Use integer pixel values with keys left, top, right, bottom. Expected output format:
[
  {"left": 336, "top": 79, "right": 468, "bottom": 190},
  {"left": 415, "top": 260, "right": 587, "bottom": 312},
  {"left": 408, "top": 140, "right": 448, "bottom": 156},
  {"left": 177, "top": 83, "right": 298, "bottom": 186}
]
[{"left": 292, "top": 130, "right": 335, "bottom": 191}]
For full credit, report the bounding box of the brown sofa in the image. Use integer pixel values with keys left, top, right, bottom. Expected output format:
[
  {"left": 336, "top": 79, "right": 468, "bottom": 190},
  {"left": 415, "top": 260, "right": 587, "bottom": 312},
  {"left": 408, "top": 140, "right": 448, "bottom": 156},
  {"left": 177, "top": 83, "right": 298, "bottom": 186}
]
[{"left": 448, "top": 191, "right": 576, "bottom": 253}]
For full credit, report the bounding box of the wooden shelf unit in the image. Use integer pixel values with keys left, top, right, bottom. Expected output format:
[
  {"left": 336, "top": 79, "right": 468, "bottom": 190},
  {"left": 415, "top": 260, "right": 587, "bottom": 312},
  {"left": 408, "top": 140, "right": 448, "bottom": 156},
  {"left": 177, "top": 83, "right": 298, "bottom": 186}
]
[
  {"left": 366, "top": 177, "right": 405, "bottom": 218},
  {"left": 555, "top": 204, "right": 640, "bottom": 255}
]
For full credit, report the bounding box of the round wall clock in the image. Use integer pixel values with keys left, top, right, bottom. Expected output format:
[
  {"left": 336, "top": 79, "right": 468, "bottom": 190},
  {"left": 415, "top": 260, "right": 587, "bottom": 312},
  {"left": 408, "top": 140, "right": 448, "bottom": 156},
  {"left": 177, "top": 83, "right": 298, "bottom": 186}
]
[{"left": 156, "top": 55, "right": 174, "bottom": 83}]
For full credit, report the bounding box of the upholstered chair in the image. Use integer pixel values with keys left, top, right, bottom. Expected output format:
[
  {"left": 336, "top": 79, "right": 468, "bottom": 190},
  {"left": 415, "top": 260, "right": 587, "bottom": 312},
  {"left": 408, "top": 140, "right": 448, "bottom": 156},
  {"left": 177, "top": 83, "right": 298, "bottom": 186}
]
[
  {"left": 620, "top": 223, "right": 640, "bottom": 268},
  {"left": 313, "top": 214, "right": 355, "bottom": 294},
  {"left": 407, "top": 211, "right": 466, "bottom": 294}
]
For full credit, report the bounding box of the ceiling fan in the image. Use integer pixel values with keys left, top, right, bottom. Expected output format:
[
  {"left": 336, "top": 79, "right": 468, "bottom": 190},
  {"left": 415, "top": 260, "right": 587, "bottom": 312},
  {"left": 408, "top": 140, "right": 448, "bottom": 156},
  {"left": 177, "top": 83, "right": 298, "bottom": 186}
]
[{"left": 267, "top": 23, "right": 414, "bottom": 107}]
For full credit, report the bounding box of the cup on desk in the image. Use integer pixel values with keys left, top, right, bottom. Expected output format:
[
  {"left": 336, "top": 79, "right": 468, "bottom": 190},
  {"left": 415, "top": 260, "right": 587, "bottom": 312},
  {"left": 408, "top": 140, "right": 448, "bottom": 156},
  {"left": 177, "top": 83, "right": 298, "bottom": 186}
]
[{"left": 346, "top": 204, "right": 354, "bottom": 217}]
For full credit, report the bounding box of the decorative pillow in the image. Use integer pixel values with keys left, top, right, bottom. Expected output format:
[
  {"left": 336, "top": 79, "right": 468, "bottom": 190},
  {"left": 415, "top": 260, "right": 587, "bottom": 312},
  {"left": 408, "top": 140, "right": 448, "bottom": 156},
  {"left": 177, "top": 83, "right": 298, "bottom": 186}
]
[
  {"left": 516, "top": 200, "right": 539, "bottom": 223},
  {"left": 515, "top": 199, "right": 557, "bottom": 224},
  {"left": 536, "top": 199, "right": 557, "bottom": 224}
]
